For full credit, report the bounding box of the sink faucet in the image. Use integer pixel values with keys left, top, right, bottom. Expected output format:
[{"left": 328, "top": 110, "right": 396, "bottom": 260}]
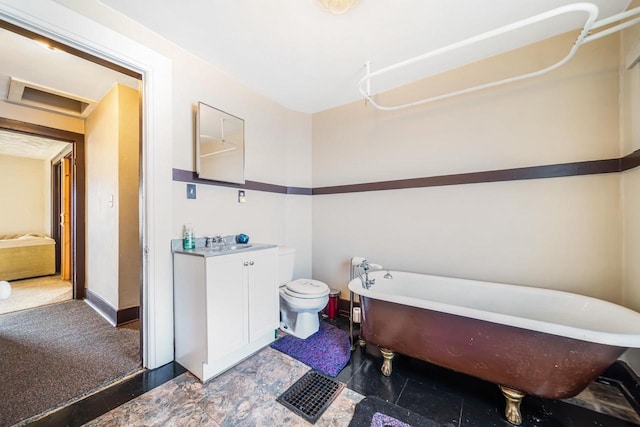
[{"left": 205, "top": 235, "right": 224, "bottom": 248}]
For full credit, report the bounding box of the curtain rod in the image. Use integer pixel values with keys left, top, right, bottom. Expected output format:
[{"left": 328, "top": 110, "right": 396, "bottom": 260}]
[{"left": 359, "top": 3, "right": 639, "bottom": 111}]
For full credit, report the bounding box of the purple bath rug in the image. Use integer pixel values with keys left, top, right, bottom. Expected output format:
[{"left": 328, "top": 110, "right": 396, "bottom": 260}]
[{"left": 271, "top": 322, "right": 350, "bottom": 377}]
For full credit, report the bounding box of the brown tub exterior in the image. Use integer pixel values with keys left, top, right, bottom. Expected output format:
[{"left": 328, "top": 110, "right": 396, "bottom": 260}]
[{"left": 360, "top": 296, "right": 626, "bottom": 400}]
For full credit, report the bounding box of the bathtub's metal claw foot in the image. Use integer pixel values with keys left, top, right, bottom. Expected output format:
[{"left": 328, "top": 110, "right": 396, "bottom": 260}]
[
  {"left": 380, "top": 348, "right": 395, "bottom": 376},
  {"left": 500, "top": 386, "right": 525, "bottom": 425}
]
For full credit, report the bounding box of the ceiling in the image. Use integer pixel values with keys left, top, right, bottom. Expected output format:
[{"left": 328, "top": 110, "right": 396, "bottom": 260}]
[
  {"left": 0, "top": 26, "right": 139, "bottom": 110},
  {"left": 96, "top": 0, "right": 632, "bottom": 113},
  {"left": 0, "top": 129, "right": 69, "bottom": 160},
  {"left": 0, "top": 0, "right": 634, "bottom": 162},
  {"left": 0, "top": 24, "right": 139, "bottom": 159}
]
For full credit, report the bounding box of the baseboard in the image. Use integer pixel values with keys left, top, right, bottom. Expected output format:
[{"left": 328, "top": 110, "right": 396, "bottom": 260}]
[
  {"left": 117, "top": 306, "right": 140, "bottom": 325},
  {"left": 85, "top": 289, "right": 139, "bottom": 326}
]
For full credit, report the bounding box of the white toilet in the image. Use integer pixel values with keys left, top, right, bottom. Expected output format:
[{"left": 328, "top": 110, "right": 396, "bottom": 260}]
[{"left": 278, "top": 247, "right": 330, "bottom": 339}]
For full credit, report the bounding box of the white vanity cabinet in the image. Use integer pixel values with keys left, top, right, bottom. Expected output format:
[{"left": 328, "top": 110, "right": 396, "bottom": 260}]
[{"left": 173, "top": 246, "right": 278, "bottom": 382}]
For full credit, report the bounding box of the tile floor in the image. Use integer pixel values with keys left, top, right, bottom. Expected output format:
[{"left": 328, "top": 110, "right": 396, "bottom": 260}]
[{"left": 30, "top": 318, "right": 640, "bottom": 426}]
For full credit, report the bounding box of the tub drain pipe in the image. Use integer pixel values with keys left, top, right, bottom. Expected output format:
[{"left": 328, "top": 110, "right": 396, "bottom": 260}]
[{"left": 350, "top": 256, "right": 370, "bottom": 350}]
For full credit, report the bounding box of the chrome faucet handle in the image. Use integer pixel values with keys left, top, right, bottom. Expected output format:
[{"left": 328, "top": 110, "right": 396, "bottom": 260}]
[
  {"left": 357, "top": 260, "right": 376, "bottom": 289},
  {"left": 213, "top": 234, "right": 224, "bottom": 244},
  {"left": 205, "top": 236, "right": 212, "bottom": 248}
]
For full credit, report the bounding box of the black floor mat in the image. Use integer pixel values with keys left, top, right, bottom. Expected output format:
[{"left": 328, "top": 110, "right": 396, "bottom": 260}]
[
  {"left": 277, "top": 370, "right": 345, "bottom": 424},
  {"left": 348, "top": 396, "right": 440, "bottom": 427}
]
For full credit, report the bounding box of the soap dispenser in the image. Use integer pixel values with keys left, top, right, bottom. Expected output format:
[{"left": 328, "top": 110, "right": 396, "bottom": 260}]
[{"left": 183, "top": 223, "right": 195, "bottom": 250}]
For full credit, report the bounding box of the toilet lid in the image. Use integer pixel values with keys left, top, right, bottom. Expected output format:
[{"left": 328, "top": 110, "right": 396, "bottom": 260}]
[{"left": 285, "top": 279, "right": 329, "bottom": 298}]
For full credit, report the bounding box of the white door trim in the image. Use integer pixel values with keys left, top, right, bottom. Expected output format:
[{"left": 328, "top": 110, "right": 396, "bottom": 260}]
[{"left": 0, "top": 0, "right": 175, "bottom": 369}]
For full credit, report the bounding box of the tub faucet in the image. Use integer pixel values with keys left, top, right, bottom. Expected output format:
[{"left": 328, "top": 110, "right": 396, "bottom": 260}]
[{"left": 358, "top": 260, "right": 377, "bottom": 289}]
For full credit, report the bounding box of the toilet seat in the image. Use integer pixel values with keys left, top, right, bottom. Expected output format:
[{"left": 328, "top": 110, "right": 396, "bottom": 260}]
[{"left": 283, "top": 279, "right": 329, "bottom": 299}]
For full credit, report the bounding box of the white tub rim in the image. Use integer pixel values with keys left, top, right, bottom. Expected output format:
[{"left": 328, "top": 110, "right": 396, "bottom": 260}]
[{"left": 348, "top": 270, "right": 640, "bottom": 348}]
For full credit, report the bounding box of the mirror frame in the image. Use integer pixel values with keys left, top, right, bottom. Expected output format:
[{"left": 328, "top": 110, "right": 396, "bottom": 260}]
[{"left": 196, "top": 102, "right": 245, "bottom": 184}]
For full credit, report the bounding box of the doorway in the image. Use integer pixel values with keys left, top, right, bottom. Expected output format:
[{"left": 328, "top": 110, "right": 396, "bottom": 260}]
[
  {"left": 0, "top": 15, "right": 146, "bottom": 424},
  {"left": 0, "top": 118, "right": 86, "bottom": 300},
  {"left": 1, "top": 0, "right": 177, "bottom": 371},
  {"left": 59, "top": 155, "right": 72, "bottom": 282}
]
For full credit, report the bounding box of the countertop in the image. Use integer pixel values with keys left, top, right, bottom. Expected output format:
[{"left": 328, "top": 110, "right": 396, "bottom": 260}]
[{"left": 172, "top": 240, "right": 277, "bottom": 257}]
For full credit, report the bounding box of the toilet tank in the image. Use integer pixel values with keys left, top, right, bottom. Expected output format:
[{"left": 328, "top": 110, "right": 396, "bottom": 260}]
[{"left": 278, "top": 246, "right": 296, "bottom": 285}]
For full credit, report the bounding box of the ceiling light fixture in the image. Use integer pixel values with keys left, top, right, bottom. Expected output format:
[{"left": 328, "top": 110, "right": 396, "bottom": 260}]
[{"left": 317, "top": 0, "right": 359, "bottom": 15}]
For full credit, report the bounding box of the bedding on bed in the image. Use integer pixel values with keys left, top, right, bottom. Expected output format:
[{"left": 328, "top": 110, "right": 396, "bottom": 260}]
[{"left": 0, "top": 233, "right": 56, "bottom": 281}]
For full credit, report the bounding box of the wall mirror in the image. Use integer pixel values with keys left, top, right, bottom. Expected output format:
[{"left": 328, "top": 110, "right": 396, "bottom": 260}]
[{"left": 196, "top": 102, "right": 245, "bottom": 184}]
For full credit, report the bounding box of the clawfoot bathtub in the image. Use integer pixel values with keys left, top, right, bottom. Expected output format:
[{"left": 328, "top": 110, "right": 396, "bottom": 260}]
[{"left": 348, "top": 271, "right": 640, "bottom": 425}]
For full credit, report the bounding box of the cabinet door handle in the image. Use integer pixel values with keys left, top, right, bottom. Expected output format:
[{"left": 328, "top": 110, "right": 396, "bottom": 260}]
[
  {"left": 249, "top": 261, "right": 254, "bottom": 266},
  {"left": 243, "top": 262, "right": 249, "bottom": 266}
]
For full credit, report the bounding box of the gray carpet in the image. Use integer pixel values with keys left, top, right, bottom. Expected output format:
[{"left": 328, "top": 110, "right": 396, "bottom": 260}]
[{"left": 0, "top": 300, "right": 141, "bottom": 427}]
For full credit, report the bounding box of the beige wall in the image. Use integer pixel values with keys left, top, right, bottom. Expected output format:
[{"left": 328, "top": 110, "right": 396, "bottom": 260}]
[
  {"left": 86, "top": 85, "right": 120, "bottom": 306},
  {"left": 85, "top": 84, "right": 140, "bottom": 310},
  {"left": 0, "top": 154, "right": 46, "bottom": 235},
  {"left": 620, "top": 1, "right": 640, "bottom": 372},
  {"left": 0, "top": 104, "right": 78, "bottom": 238},
  {"left": 117, "top": 85, "right": 140, "bottom": 309},
  {"left": 313, "top": 32, "right": 620, "bottom": 187},
  {"left": 0, "top": 101, "right": 84, "bottom": 134},
  {"left": 623, "top": 169, "right": 640, "bottom": 309},
  {"left": 620, "top": 0, "right": 640, "bottom": 157},
  {"left": 621, "top": 0, "right": 640, "bottom": 311},
  {"left": 312, "top": 31, "right": 623, "bottom": 301}
]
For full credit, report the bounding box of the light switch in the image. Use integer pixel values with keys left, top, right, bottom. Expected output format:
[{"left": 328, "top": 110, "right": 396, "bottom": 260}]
[{"left": 187, "top": 184, "right": 196, "bottom": 199}]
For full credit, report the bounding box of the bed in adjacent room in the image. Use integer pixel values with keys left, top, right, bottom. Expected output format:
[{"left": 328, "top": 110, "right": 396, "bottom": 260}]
[{"left": 0, "top": 233, "right": 56, "bottom": 281}]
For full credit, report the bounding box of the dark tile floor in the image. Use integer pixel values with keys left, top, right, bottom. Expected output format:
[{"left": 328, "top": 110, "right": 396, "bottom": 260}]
[
  {"left": 336, "top": 318, "right": 640, "bottom": 426},
  {"left": 30, "top": 317, "right": 640, "bottom": 426}
]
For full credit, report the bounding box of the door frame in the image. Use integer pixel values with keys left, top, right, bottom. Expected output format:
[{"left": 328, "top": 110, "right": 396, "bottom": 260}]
[
  {"left": 1, "top": 1, "right": 176, "bottom": 369},
  {"left": 0, "top": 117, "right": 86, "bottom": 299},
  {"left": 51, "top": 159, "right": 61, "bottom": 273}
]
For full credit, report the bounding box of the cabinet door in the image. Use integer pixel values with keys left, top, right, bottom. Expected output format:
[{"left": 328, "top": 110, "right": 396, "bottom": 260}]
[
  {"left": 247, "top": 249, "right": 278, "bottom": 341},
  {"left": 206, "top": 254, "right": 248, "bottom": 360}
]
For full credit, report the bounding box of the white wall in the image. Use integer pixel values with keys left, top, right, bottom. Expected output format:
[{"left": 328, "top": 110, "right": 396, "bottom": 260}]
[
  {"left": 0, "top": 154, "right": 46, "bottom": 235},
  {"left": 169, "top": 48, "right": 313, "bottom": 278},
  {"left": 50, "top": 0, "right": 314, "bottom": 280},
  {"left": 312, "top": 31, "right": 623, "bottom": 301}
]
